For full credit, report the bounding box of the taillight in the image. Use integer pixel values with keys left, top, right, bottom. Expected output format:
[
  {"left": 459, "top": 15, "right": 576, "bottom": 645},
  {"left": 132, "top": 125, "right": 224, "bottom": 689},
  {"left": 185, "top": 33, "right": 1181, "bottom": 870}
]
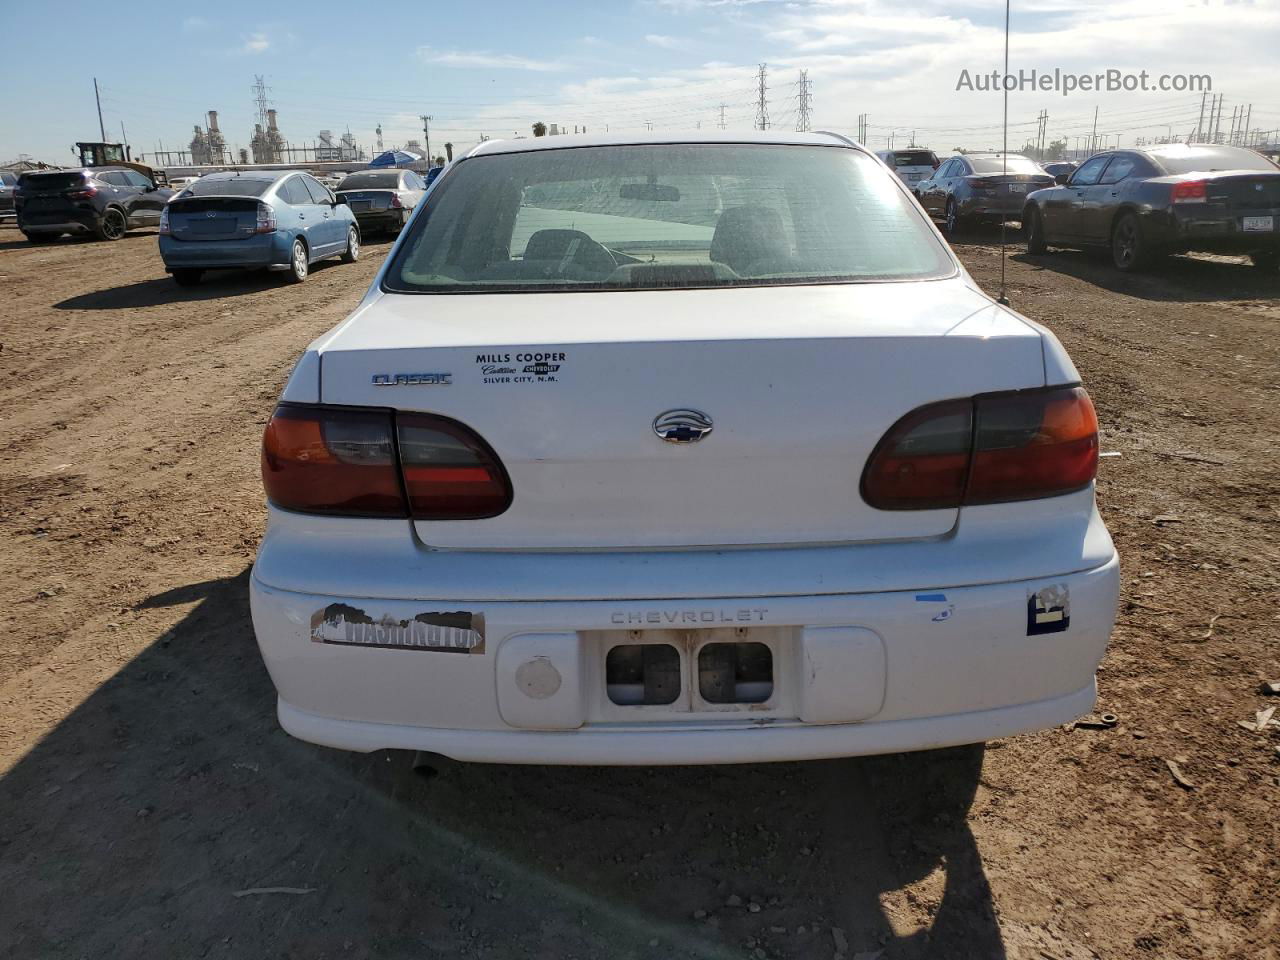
[
  {"left": 158, "top": 205, "right": 170, "bottom": 236},
  {"left": 67, "top": 186, "right": 98, "bottom": 201},
  {"left": 261, "top": 404, "right": 511, "bottom": 519},
  {"left": 1172, "top": 179, "right": 1207, "bottom": 204},
  {"left": 255, "top": 202, "right": 277, "bottom": 234},
  {"left": 389, "top": 193, "right": 403, "bottom": 209},
  {"left": 861, "top": 386, "right": 1098, "bottom": 510}
]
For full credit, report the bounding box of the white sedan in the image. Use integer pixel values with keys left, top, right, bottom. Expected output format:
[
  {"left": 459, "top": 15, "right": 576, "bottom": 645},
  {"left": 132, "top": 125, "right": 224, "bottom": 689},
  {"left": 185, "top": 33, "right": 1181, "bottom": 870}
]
[{"left": 250, "top": 131, "right": 1118, "bottom": 765}]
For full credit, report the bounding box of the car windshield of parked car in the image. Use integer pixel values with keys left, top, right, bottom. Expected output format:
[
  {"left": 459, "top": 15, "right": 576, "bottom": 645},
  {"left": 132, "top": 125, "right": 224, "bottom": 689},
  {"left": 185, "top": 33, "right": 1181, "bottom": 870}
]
[
  {"left": 968, "top": 156, "right": 1043, "bottom": 175},
  {"left": 19, "top": 172, "right": 85, "bottom": 191},
  {"left": 180, "top": 177, "right": 274, "bottom": 197},
  {"left": 891, "top": 151, "right": 938, "bottom": 167},
  {"left": 385, "top": 144, "right": 953, "bottom": 293},
  {"left": 338, "top": 172, "right": 403, "bottom": 190},
  {"left": 1149, "top": 146, "right": 1278, "bottom": 174}
]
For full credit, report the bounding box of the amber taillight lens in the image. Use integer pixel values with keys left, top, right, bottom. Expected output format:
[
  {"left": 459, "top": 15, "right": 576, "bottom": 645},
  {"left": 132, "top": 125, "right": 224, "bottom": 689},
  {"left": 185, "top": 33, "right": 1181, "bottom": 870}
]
[
  {"left": 861, "top": 386, "right": 1099, "bottom": 510},
  {"left": 261, "top": 404, "right": 511, "bottom": 519}
]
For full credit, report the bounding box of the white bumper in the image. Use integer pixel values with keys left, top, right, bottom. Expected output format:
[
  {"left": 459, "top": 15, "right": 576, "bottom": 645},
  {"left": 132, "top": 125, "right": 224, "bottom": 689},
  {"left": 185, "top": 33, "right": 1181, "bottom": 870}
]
[{"left": 249, "top": 551, "right": 1118, "bottom": 765}]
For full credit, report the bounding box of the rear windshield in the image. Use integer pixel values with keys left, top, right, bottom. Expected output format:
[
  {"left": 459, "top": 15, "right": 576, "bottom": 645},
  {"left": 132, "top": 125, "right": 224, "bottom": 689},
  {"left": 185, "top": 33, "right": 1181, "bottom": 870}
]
[
  {"left": 890, "top": 151, "right": 938, "bottom": 168},
  {"left": 338, "top": 172, "right": 402, "bottom": 190},
  {"left": 1149, "top": 146, "right": 1278, "bottom": 174},
  {"left": 180, "top": 177, "right": 273, "bottom": 197},
  {"left": 0, "top": 174, "right": 18, "bottom": 186},
  {"left": 968, "top": 156, "right": 1044, "bottom": 175},
  {"left": 18, "top": 172, "right": 86, "bottom": 191},
  {"left": 383, "top": 143, "right": 953, "bottom": 293}
]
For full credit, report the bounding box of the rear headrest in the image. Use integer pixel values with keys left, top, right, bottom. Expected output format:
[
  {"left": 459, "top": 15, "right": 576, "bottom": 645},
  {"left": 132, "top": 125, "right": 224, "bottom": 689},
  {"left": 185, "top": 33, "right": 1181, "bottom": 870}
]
[{"left": 709, "top": 206, "right": 789, "bottom": 274}]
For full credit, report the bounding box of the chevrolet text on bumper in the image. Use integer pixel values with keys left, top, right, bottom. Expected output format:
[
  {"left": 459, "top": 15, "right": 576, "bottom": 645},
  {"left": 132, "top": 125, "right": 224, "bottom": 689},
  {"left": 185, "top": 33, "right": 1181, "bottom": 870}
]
[{"left": 250, "top": 132, "right": 1119, "bottom": 766}]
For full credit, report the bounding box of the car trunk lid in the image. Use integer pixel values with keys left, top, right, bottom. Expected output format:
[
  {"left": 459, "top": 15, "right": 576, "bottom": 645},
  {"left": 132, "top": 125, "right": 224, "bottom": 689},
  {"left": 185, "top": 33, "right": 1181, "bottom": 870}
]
[
  {"left": 338, "top": 190, "right": 394, "bottom": 213},
  {"left": 166, "top": 196, "right": 260, "bottom": 241},
  {"left": 316, "top": 280, "right": 1047, "bottom": 549}
]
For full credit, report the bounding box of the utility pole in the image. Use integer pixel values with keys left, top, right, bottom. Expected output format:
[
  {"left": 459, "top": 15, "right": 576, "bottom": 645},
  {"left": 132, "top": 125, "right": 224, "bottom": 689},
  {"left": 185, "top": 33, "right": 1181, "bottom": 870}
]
[
  {"left": 1089, "top": 105, "right": 1098, "bottom": 155},
  {"left": 1242, "top": 104, "right": 1252, "bottom": 146},
  {"left": 93, "top": 77, "right": 106, "bottom": 141},
  {"left": 754, "top": 63, "right": 769, "bottom": 131},
  {"left": 376, "top": 124, "right": 384, "bottom": 153},
  {"left": 420, "top": 115, "right": 432, "bottom": 164},
  {"left": 120, "top": 122, "right": 129, "bottom": 159},
  {"left": 717, "top": 103, "right": 727, "bottom": 129},
  {"left": 1195, "top": 91, "right": 1207, "bottom": 141},
  {"left": 795, "top": 70, "right": 812, "bottom": 132}
]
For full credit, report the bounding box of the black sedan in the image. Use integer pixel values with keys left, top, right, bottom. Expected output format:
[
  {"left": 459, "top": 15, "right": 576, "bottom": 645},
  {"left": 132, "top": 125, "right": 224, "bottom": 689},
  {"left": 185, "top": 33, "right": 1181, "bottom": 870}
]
[
  {"left": 915, "top": 153, "right": 1054, "bottom": 236},
  {"left": 1022, "top": 144, "right": 1280, "bottom": 272}
]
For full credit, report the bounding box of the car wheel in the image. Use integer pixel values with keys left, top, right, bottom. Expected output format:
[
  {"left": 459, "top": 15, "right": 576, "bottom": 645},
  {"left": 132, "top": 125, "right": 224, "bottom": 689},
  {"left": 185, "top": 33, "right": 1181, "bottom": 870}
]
[
  {"left": 1024, "top": 206, "right": 1048, "bottom": 254},
  {"left": 1110, "top": 212, "right": 1148, "bottom": 272},
  {"left": 172, "top": 269, "right": 203, "bottom": 287},
  {"left": 943, "top": 199, "right": 964, "bottom": 237},
  {"left": 286, "top": 238, "right": 309, "bottom": 283},
  {"left": 340, "top": 225, "right": 360, "bottom": 263},
  {"left": 94, "top": 207, "right": 127, "bottom": 242},
  {"left": 1250, "top": 250, "right": 1280, "bottom": 272}
]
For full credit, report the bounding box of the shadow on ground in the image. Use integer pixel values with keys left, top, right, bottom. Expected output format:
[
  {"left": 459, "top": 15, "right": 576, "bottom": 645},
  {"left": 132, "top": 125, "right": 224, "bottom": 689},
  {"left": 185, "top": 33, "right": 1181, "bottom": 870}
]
[
  {"left": 1012, "top": 249, "right": 1280, "bottom": 303},
  {"left": 0, "top": 569, "right": 1005, "bottom": 959}
]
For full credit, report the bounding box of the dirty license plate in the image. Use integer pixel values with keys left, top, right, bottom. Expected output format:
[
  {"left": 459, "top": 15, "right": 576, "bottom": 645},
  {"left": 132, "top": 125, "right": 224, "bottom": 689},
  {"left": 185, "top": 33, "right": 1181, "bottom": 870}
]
[
  {"left": 1242, "top": 216, "right": 1274, "bottom": 232},
  {"left": 1008, "top": 184, "right": 1027, "bottom": 193}
]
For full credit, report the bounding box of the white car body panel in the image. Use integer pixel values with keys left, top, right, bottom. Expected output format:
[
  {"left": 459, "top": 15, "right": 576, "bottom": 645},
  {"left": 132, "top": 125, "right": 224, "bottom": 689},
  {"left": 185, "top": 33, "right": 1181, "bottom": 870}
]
[{"left": 252, "top": 130, "right": 1119, "bottom": 764}]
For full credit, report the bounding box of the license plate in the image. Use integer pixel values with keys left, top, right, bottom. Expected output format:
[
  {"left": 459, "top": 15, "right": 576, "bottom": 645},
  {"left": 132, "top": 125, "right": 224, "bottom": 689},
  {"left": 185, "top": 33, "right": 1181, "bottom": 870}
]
[
  {"left": 350, "top": 200, "right": 371, "bottom": 211},
  {"left": 1008, "top": 184, "right": 1027, "bottom": 193},
  {"left": 1242, "top": 216, "right": 1274, "bottom": 232}
]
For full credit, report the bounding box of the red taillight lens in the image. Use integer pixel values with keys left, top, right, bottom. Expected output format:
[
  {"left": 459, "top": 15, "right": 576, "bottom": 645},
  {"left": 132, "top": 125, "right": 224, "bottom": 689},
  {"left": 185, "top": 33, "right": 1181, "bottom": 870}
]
[
  {"left": 262, "top": 405, "right": 405, "bottom": 516},
  {"left": 389, "top": 193, "right": 403, "bottom": 209},
  {"left": 261, "top": 404, "right": 511, "bottom": 519},
  {"left": 397, "top": 414, "right": 512, "bottom": 519},
  {"left": 1172, "top": 179, "right": 1207, "bottom": 203},
  {"left": 861, "top": 386, "right": 1099, "bottom": 510},
  {"left": 255, "top": 202, "right": 276, "bottom": 234},
  {"left": 68, "top": 186, "right": 98, "bottom": 201},
  {"left": 860, "top": 399, "right": 973, "bottom": 510}
]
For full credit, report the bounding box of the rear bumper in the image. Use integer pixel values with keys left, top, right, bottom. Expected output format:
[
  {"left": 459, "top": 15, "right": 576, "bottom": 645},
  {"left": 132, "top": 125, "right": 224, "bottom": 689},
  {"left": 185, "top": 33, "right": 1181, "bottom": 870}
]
[
  {"left": 250, "top": 551, "right": 1119, "bottom": 765},
  {"left": 959, "top": 195, "right": 1028, "bottom": 219},
  {"left": 1167, "top": 208, "right": 1280, "bottom": 251},
  {"left": 352, "top": 210, "right": 407, "bottom": 231},
  {"left": 19, "top": 216, "right": 93, "bottom": 235},
  {"left": 158, "top": 232, "right": 291, "bottom": 270}
]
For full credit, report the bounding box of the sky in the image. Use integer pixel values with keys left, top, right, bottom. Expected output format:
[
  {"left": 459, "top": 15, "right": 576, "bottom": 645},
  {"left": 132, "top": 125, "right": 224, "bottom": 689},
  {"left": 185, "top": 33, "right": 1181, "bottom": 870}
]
[{"left": 2, "top": 0, "right": 1277, "bottom": 166}]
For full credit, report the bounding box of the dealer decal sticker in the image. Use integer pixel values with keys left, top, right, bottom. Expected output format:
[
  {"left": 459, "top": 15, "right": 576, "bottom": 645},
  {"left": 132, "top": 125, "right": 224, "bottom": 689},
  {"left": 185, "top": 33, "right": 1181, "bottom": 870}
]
[
  {"left": 310, "top": 603, "right": 485, "bottom": 653},
  {"left": 476, "top": 350, "right": 567, "bottom": 385}
]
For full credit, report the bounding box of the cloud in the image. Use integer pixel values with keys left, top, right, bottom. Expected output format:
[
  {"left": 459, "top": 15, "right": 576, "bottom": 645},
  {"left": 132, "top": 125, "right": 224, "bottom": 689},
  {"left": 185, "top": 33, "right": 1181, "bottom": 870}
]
[
  {"left": 417, "top": 47, "right": 567, "bottom": 72},
  {"left": 241, "top": 32, "right": 271, "bottom": 54},
  {"left": 645, "top": 34, "right": 692, "bottom": 50},
  {"left": 181, "top": 16, "right": 209, "bottom": 33}
]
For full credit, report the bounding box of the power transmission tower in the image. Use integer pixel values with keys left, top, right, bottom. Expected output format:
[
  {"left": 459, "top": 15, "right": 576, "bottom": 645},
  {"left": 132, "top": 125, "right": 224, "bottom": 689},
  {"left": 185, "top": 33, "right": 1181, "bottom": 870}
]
[
  {"left": 718, "top": 103, "right": 727, "bottom": 129},
  {"left": 376, "top": 124, "right": 384, "bottom": 153},
  {"left": 856, "top": 114, "right": 867, "bottom": 143},
  {"left": 754, "top": 63, "right": 770, "bottom": 131},
  {"left": 795, "top": 70, "right": 812, "bottom": 132},
  {"left": 252, "top": 75, "right": 272, "bottom": 130}
]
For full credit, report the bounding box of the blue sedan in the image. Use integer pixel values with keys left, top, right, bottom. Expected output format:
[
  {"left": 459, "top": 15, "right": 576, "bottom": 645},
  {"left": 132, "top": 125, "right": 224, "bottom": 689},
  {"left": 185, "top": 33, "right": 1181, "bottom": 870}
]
[{"left": 159, "top": 170, "right": 360, "bottom": 285}]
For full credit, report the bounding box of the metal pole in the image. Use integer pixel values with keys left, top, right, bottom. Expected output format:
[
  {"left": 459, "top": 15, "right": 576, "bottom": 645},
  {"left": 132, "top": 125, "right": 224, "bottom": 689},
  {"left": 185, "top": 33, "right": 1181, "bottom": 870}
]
[
  {"left": 1090, "top": 106, "right": 1098, "bottom": 154},
  {"left": 93, "top": 77, "right": 106, "bottom": 141},
  {"left": 1195, "top": 91, "right": 1206, "bottom": 141}
]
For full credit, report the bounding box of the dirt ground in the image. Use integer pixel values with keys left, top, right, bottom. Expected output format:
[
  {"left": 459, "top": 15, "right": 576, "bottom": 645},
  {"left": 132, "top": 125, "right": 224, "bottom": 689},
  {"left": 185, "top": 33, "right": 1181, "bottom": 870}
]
[{"left": 1, "top": 220, "right": 1277, "bottom": 960}]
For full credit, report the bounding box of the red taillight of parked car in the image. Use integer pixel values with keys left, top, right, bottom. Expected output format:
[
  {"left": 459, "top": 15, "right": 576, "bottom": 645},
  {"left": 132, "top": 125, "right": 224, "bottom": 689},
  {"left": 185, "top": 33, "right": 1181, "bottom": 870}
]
[
  {"left": 255, "top": 202, "right": 277, "bottom": 234},
  {"left": 67, "top": 186, "right": 98, "bottom": 201},
  {"left": 158, "top": 206, "right": 170, "bottom": 236},
  {"left": 1171, "top": 180, "right": 1208, "bottom": 204},
  {"left": 861, "top": 386, "right": 1098, "bottom": 510},
  {"left": 388, "top": 193, "right": 404, "bottom": 209},
  {"left": 261, "top": 404, "right": 511, "bottom": 519}
]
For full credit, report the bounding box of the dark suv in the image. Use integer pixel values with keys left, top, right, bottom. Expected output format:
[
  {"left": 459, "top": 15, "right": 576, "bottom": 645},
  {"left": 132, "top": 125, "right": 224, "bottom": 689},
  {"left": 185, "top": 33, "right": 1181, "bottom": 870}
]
[{"left": 15, "top": 167, "right": 173, "bottom": 242}]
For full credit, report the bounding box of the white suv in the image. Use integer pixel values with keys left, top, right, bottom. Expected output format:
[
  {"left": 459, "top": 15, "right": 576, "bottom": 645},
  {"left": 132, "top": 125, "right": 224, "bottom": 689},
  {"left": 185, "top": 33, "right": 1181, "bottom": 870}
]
[{"left": 250, "top": 131, "right": 1118, "bottom": 765}]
